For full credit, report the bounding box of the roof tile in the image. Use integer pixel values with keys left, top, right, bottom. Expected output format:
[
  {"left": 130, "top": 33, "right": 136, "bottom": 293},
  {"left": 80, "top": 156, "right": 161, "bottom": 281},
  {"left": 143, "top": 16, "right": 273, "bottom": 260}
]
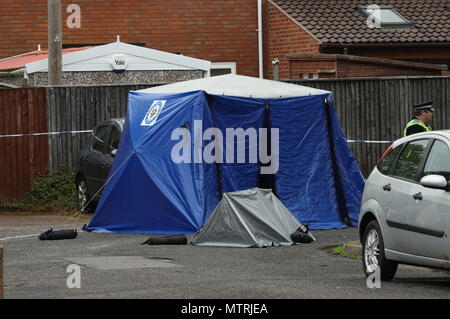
[
  {"left": 0, "top": 47, "right": 93, "bottom": 71},
  {"left": 272, "top": 0, "right": 450, "bottom": 44}
]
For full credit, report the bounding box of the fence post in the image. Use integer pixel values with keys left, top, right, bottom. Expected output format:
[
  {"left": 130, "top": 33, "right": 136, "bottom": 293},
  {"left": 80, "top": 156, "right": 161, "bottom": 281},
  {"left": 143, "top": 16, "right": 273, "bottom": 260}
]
[{"left": 0, "top": 245, "right": 3, "bottom": 299}]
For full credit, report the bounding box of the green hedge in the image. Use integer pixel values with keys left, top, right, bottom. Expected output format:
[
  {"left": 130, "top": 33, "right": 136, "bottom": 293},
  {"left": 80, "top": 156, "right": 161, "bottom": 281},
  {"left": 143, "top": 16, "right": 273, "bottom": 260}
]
[{"left": 0, "top": 169, "right": 77, "bottom": 212}]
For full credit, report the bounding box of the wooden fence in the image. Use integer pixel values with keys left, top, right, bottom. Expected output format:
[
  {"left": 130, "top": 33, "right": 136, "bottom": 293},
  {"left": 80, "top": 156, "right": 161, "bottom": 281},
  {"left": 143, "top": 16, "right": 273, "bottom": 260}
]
[
  {"left": 46, "top": 85, "right": 152, "bottom": 172},
  {"left": 0, "top": 77, "right": 449, "bottom": 201},
  {"left": 0, "top": 88, "right": 47, "bottom": 202},
  {"left": 285, "top": 76, "right": 450, "bottom": 176}
]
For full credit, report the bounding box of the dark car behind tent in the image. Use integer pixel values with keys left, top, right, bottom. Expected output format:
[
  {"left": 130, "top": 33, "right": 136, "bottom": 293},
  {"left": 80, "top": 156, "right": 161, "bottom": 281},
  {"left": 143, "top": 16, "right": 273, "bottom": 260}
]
[
  {"left": 84, "top": 74, "right": 365, "bottom": 234},
  {"left": 75, "top": 118, "right": 124, "bottom": 212}
]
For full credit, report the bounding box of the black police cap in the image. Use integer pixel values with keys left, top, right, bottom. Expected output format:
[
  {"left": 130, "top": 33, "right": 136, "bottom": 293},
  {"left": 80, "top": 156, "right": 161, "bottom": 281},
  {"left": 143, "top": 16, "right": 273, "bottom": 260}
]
[{"left": 413, "top": 101, "right": 435, "bottom": 112}]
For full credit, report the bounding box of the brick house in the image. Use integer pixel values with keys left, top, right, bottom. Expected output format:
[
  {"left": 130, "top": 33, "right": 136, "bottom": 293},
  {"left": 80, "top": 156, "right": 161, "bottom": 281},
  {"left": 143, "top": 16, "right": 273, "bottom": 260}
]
[
  {"left": 0, "top": 0, "right": 258, "bottom": 78},
  {"left": 0, "top": 0, "right": 449, "bottom": 80},
  {"left": 266, "top": 0, "right": 450, "bottom": 79}
]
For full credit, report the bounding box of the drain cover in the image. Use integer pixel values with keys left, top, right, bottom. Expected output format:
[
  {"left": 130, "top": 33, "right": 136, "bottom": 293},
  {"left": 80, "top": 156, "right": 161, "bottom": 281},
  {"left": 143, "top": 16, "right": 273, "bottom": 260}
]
[{"left": 65, "top": 256, "right": 180, "bottom": 270}]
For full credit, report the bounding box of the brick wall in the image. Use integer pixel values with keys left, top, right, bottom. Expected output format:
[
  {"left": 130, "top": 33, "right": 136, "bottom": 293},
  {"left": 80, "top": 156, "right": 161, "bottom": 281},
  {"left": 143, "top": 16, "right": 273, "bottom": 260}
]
[
  {"left": 266, "top": 1, "right": 320, "bottom": 80},
  {"left": 288, "top": 55, "right": 444, "bottom": 79},
  {"left": 289, "top": 57, "right": 337, "bottom": 79},
  {"left": 336, "top": 60, "right": 442, "bottom": 78},
  {"left": 0, "top": 0, "right": 260, "bottom": 77}
]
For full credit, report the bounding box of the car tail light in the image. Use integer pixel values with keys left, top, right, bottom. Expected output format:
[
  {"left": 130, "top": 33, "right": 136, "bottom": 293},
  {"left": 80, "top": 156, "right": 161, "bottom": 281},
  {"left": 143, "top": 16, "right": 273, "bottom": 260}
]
[{"left": 378, "top": 145, "right": 394, "bottom": 162}]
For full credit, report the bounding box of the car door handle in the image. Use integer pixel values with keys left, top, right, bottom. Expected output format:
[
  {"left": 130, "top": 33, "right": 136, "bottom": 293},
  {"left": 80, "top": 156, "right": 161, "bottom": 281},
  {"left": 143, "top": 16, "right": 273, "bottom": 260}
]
[
  {"left": 383, "top": 184, "right": 391, "bottom": 191},
  {"left": 413, "top": 192, "right": 423, "bottom": 200}
]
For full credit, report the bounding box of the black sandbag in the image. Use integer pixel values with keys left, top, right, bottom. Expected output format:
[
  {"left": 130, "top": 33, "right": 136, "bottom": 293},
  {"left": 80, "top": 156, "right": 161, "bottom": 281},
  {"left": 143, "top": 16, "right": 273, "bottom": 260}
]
[
  {"left": 39, "top": 228, "right": 78, "bottom": 240},
  {"left": 142, "top": 234, "right": 187, "bottom": 245},
  {"left": 290, "top": 225, "right": 314, "bottom": 244}
]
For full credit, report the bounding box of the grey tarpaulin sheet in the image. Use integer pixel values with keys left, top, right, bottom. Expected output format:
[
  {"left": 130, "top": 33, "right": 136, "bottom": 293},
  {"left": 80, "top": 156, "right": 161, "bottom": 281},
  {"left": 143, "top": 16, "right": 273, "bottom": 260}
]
[{"left": 191, "top": 188, "right": 314, "bottom": 248}]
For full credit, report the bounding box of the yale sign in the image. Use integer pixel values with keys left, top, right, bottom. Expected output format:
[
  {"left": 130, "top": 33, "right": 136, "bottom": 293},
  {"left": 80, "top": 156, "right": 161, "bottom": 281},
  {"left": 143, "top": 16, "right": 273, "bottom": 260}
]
[{"left": 111, "top": 54, "right": 128, "bottom": 72}]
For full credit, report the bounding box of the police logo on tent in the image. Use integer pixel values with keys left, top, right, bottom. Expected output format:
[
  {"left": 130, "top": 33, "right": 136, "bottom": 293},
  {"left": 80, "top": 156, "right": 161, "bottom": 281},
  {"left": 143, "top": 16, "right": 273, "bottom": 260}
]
[{"left": 141, "top": 100, "right": 166, "bottom": 126}]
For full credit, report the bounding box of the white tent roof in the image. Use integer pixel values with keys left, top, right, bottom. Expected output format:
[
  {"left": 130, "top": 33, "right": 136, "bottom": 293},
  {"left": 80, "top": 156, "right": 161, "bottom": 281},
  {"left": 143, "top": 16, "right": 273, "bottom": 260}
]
[{"left": 137, "top": 74, "right": 329, "bottom": 98}]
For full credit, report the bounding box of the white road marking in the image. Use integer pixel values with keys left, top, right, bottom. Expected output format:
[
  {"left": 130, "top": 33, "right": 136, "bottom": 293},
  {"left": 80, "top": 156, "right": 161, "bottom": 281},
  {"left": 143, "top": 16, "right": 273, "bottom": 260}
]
[{"left": 0, "top": 234, "right": 40, "bottom": 241}]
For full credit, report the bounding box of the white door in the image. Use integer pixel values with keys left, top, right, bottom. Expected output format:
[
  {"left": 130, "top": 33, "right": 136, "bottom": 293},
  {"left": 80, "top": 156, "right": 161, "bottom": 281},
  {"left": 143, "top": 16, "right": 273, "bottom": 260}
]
[
  {"left": 406, "top": 139, "right": 450, "bottom": 260},
  {"left": 384, "top": 139, "right": 430, "bottom": 253}
]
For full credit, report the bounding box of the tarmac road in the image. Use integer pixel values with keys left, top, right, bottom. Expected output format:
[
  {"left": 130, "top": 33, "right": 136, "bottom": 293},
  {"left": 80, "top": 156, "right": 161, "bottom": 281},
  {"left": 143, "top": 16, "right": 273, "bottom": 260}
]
[{"left": 1, "top": 214, "right": 449, "bottom": 299}]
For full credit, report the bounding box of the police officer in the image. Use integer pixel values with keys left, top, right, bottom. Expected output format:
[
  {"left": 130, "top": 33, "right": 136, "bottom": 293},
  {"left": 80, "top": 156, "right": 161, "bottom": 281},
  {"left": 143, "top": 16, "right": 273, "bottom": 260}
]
[{"left": 403, "top": 101, "right": 435, "bottom": 137}]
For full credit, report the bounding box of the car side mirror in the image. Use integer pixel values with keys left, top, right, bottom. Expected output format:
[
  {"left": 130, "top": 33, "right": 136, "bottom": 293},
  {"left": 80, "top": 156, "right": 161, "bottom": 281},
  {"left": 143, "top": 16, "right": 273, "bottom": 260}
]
[
  {"left": 111, "top": 149, "right": 117, "bottom": 158},
  {"left": 420, "top": 174, "right": 449, "bottom": 190}
]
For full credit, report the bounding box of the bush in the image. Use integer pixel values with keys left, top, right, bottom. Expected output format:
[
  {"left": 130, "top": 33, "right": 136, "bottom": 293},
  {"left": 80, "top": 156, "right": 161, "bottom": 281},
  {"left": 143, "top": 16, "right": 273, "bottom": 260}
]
[{"left": 21, "top": 169, "right": 77, "bottom": 212}]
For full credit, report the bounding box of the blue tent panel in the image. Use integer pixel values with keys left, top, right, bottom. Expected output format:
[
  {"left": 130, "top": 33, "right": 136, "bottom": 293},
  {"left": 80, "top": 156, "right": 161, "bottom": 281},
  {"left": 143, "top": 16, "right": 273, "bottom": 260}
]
[
  {"left": 326, "top": 95, "right": 366, "bottom": 227},
  {"left": 86, "top": 154, "right": 201, "bottom": 234},
  {"left": 85, "top": 90, "right": 218, "bottom": 234},
  {"left": 208, "top": 95, "right": 265, "bottom": 193}
]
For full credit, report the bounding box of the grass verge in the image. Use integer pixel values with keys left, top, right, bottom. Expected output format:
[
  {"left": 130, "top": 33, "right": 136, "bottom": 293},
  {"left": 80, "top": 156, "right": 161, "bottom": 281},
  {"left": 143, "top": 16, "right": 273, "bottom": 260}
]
[
  {"left": 323, "top": 241, "right": 362, "bottom": 260},
  {"left": 0, "top": 169, "right": 78, "bottom": 214}
]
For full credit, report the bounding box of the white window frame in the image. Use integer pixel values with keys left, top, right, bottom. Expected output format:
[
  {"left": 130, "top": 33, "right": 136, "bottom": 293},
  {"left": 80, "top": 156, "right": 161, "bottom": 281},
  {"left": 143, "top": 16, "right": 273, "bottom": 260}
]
[
  {"left": 210, "top": 62, "right": 237, "bottom": 77},
  {"left": 359, "top": 5, "right": 414, "bottom": 28}
]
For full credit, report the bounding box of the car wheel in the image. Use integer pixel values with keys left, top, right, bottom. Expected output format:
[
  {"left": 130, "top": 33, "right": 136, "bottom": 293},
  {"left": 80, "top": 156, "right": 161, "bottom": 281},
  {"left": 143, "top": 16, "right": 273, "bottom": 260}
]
[
  {"left": 362, "top": 220, "right": 398, "bottom": 281},
  {"left": 76, "top": 178, "right": 94, "bottom": 213}
]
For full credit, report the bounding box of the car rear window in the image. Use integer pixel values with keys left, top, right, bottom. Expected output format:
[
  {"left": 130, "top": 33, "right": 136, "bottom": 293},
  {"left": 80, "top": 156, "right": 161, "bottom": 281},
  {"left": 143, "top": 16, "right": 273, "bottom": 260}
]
[
  {"left": 377, "top": 145, "right": 401, "bottom": 175},
  {"left": 108, "top": 126, "right": 121, "bottom": 152},
  {"left": 92, "top": 125, "right": 110, "bottom": 153},
  {"left": 392, "top": 139, "right": 429, "bottom": 181}
]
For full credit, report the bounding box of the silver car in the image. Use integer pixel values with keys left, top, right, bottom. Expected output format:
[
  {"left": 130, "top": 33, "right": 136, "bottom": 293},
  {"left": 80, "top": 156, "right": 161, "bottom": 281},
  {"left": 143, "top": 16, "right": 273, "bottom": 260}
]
[{"left": 359, "top": 130, "right": 450, "bottom": 281}]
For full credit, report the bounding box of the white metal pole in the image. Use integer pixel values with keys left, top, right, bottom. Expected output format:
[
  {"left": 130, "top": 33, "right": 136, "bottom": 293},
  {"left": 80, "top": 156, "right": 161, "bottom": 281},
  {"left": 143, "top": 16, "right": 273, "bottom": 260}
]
[{"left": 257, "top": 0, "right": 263, "bottom": 79}]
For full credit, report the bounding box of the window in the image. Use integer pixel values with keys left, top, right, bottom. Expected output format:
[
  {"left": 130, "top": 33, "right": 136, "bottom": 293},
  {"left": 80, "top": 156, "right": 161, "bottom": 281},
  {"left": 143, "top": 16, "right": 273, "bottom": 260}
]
[
  {"left": 210, "top": 62, "right": 236, "bottom": 77},
  {"left": 359, "top": 5, "right": 414, "bottom": 28},
  {"left": 423, "top": 140, "right": 450, "bottom": 181},
  {"left": 377, "top": 145, "right": 402, "bottom": 175},
  {"left": 393, "top": 139, "right": 429, "bottom": 181},
  {"left": 92, "top": 125, "right": 110, "bottom": 153},
  {"left": 107, "top": 126, "right": 121, "bottom": 154}
]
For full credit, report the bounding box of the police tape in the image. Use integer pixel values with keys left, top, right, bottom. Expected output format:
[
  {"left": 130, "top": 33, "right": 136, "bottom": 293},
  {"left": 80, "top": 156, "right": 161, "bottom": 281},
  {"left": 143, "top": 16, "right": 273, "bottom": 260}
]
[
  {"left": 0, "top": 130, "right": 93, "bottom": 138},
  {"left": 347, "top": 140, "right": 392, "bottom": 144},
  {"left": 0, "top": 130, "right": 393, "bottom": 144}
]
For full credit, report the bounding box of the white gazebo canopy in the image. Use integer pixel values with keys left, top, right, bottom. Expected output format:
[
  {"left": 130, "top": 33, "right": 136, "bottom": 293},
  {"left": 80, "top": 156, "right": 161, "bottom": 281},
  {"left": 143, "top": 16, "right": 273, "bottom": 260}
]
[{"left": 138, "top": 74, "right": 329, "bottom": 98}]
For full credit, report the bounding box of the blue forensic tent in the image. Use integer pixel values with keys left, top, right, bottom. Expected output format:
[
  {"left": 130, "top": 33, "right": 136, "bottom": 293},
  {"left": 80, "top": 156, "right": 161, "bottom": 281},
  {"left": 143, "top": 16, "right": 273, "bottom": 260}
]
[{"left": 84, "top": 75, "right": 365, "bottom": 234}]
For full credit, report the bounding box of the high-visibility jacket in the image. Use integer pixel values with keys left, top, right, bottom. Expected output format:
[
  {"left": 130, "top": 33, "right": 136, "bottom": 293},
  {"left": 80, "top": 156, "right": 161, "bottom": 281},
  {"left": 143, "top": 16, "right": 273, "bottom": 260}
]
[{"left": 403, "top": 118, "right": 432, "bottom": 137}]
